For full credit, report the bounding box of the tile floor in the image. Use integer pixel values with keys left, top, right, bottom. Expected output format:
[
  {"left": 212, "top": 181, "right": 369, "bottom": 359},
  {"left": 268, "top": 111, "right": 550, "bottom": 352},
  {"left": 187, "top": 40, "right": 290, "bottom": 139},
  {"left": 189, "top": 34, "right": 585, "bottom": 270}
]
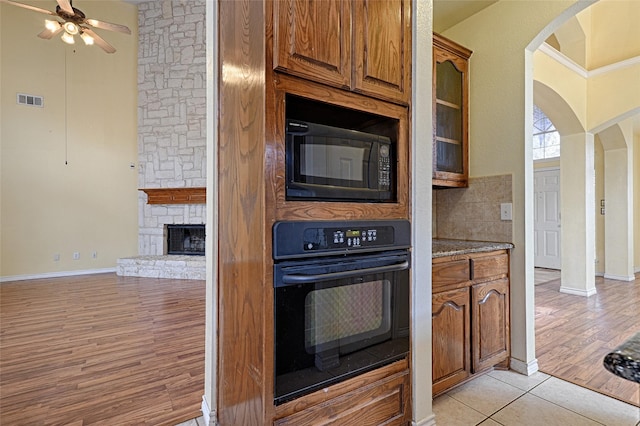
[
  {"left": 175, "top": 416, "right": 205, "bottom": 426},
  {"left": 176, "top": 370, "right": 640, "bottom": 425},
  {"left": 433, "top": 369, "right": 640, "bottom": 426}
]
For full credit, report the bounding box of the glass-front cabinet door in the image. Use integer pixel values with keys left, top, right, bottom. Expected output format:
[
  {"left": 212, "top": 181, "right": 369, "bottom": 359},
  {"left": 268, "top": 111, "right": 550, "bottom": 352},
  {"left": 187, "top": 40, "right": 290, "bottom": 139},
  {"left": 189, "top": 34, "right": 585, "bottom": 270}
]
[{"left": 433, "top": 33, "right": 472, "bottom": 188}]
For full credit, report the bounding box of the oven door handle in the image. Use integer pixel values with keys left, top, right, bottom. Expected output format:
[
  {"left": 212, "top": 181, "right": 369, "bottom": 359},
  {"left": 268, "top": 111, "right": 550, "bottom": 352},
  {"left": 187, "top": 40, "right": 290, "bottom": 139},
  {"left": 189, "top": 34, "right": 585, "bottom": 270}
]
[{"left": 281, "top": 260, "right": 409, "bottom": 284}]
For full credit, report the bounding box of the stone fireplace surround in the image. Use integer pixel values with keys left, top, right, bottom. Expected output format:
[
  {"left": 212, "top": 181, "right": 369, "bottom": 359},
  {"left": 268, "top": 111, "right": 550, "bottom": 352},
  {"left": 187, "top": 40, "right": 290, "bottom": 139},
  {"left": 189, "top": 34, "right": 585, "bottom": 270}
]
[
  {"left": 116, "top": 1, "right": 207, "bottom": 281},
  {"left": 116, "top": 188, "right": 206, "bottom": 280}
]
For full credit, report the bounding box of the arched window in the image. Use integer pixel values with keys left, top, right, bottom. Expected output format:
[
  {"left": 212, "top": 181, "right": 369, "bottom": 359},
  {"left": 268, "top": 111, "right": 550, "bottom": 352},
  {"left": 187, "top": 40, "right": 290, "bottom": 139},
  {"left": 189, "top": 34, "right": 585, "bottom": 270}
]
[{"left": 533, "top": 105, "right": 560, "bottom": 160}]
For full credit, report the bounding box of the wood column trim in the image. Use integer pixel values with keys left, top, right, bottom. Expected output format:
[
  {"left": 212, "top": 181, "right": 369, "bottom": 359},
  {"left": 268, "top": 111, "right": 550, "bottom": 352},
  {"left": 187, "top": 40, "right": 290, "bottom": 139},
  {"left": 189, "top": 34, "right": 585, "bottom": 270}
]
[{"left": 140, "top": 188, "right": 206, "bottom": 204}]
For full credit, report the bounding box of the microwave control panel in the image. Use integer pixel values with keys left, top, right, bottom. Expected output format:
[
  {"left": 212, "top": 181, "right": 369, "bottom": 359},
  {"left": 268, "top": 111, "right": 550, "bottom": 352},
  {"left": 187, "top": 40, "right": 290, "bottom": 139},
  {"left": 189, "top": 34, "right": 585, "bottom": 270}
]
[
  {"left": 378, "top": 144, "right": 391, "bottom": 190},
  {"left": 303, "top": 225, "right": 394, "bottom": 251}
]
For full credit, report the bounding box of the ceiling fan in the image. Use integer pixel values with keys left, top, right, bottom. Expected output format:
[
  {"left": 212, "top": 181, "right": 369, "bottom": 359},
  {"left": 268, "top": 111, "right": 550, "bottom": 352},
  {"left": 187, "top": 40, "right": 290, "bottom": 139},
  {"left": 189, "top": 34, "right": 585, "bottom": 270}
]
[{"left": 1, "top": 0, "right": 131, "bottom": 53}]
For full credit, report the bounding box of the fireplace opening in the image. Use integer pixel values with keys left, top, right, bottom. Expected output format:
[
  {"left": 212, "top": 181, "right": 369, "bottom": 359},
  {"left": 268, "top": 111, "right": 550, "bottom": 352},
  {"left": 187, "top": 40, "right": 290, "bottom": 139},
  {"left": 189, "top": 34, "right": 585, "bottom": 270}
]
[{"left": 167, "top": 224, "right": 205, "bottom": 256}]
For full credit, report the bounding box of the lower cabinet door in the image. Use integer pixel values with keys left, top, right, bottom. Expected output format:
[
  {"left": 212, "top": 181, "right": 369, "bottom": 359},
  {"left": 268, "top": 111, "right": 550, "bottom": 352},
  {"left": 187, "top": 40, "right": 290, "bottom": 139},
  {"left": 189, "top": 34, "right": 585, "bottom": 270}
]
[
  {"left": 472, "top": 278, "right": 510, "bottom": 372},
  {"left": 432, "top": 287, "right": 471, "bottom": 395},
  {"left": 274, "top": 371, "right": 410, "bottom": 426}
]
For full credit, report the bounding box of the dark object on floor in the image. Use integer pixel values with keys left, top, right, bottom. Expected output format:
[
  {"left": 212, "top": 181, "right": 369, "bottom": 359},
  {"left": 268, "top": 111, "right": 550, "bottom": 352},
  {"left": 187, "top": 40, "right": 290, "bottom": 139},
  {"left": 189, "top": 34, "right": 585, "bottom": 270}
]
[{"left": 603, "top": 332, "right": 640, "bottom": 383}]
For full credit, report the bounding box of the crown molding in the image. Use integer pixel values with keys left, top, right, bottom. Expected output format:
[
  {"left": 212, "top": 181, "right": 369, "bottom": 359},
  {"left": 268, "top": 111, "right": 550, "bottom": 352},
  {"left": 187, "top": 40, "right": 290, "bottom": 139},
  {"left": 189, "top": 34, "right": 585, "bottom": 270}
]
[
  {"left": 589, "top": 55, "right": 640, "bottom": 77},
  {"left": 539, "top": 43, "right": 640, "bottom": 78},
  {"left": 538, "top": 43, "right": 588, "bottom": 77}
]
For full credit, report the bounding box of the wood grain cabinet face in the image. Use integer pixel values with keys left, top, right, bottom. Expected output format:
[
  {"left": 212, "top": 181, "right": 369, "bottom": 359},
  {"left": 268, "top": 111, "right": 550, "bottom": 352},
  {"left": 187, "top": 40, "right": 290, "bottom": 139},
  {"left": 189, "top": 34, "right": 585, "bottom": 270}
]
[
  {"left": 273, "top": 0, "right": 351, "bottom": 89},
  {"left": 472, "top": 277, "right": 510, "bottom": 372},
  {"left": 353, "top": 0, "right": 411, "bottom": 104},
  {"left": 432, "top": 287, "right": 471, "bottom": 395},
  {"left": 273, "top": 0, "right": 411, "bottom": 104},
  {"left": 432, "top": 251, "right": 510, "bottom": 395},
  {"left": 432, "top": 33, "right": 471, "bottom": 188},
  {"left": 274, "top": 368, "right": 410, "bottom": 426}
]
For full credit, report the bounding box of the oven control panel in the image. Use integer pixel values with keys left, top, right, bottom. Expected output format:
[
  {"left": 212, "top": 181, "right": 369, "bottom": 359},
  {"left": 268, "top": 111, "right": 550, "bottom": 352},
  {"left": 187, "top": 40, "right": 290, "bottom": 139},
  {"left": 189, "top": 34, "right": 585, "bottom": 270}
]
[
  {"left": 273, "top": 220, "right": 411, "bottom": 259},
  {"left": 303, "top": 226, "right": 394, "bottom": 251}
]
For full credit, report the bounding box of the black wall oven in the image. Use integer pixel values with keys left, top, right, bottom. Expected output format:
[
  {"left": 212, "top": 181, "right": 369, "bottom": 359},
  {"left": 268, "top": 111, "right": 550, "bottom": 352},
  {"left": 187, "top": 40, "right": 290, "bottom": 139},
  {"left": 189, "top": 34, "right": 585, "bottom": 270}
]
[{"left": 272, "top": 220, "right": 410, "bottom": 405}]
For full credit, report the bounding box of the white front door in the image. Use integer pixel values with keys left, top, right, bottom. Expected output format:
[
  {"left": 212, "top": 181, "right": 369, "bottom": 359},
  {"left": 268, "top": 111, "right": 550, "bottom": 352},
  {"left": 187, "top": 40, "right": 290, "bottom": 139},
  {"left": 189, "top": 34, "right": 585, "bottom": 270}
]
[{"left": 534, "top": 168, "right": 561, "bottom": 269}]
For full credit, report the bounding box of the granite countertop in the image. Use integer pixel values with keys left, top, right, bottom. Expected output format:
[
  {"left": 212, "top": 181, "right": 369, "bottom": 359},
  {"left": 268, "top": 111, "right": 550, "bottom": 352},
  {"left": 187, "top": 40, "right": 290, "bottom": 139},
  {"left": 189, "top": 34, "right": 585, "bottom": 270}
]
[
  {"left": 433, "top": 239, "right": 514, "bottom": 258},
  {"left": 603, "top": 332, "right": 640, "bottom": 384}
]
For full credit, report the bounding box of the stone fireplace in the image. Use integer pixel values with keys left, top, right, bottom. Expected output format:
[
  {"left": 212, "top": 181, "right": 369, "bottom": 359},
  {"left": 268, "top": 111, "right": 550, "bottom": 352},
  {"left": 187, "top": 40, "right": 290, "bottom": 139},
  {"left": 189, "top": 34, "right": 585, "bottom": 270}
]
[
  {"left": 116, "top": 188, "right": 207, "bottom": 280},
  {"left": 116, "top": 0, "right": 207, "bottom": 280}
]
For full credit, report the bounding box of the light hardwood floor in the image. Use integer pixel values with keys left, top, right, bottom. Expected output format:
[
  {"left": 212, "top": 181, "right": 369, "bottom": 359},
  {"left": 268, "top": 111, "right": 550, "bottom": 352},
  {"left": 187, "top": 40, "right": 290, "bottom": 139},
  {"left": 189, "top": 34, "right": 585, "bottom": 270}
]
[
  {"left": 535, "top": 270, "right": 640, "bottom": 407},
  {"left": 3, "top": 271, "right": 637, "bottom": 424},
  {"left": 0, "top": 273, "right": 205, "bottom": 425}
]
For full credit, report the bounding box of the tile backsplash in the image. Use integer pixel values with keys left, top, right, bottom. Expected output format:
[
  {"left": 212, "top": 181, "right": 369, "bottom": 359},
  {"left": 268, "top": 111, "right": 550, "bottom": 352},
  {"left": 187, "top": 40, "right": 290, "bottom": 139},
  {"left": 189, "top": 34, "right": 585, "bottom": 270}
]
[{"left": 434, "top": 174, "right": 513, "bottom": 242}]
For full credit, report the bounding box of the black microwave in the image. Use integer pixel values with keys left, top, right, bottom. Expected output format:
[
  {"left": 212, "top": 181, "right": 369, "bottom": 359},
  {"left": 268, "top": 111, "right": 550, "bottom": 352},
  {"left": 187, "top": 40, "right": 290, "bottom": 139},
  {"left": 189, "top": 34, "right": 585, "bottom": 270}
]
[{"left": 285, "top": 119, "right": 395, "bottom": 202}]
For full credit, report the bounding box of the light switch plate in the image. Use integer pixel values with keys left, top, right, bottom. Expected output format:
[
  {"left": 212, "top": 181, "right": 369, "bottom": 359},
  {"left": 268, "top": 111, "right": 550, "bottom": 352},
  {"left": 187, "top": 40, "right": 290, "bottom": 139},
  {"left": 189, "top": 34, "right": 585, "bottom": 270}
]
[{"left": 500, "top": 203, "right": 513, "bottom": 220}]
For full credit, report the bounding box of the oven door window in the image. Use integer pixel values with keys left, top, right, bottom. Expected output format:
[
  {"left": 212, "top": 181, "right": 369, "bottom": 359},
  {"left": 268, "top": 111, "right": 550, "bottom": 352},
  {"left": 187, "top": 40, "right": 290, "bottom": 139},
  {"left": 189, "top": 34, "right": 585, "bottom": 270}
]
[{"left": 305, "top": 279, "right": 391, "bottom": 356}]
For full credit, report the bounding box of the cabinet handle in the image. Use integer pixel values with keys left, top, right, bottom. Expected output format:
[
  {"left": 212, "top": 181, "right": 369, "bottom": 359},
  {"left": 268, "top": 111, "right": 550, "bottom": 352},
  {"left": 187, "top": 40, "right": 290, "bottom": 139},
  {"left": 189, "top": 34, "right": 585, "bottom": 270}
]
[{"left": 469, "top": 259, "right": 474, "bottom": 280}]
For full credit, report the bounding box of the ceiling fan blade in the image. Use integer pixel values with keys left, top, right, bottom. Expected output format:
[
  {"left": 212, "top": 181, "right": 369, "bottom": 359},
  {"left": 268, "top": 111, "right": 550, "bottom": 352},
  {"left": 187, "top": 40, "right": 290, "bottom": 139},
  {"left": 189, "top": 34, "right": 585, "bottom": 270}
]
[
  {"left": 0, "top": 0, "right": 56, "bottom": 16},
  {"left": 82, "top": 28, "right": 116, "bottom": 54},
  {"left": 55, "top": 0, "right": 73, "bottom": 15},
  {"left": 37, "top": 26, "right": 63, "bottom": 40},
  {"left": 85, "top": 18, "right": 131, "bottom": 35}
]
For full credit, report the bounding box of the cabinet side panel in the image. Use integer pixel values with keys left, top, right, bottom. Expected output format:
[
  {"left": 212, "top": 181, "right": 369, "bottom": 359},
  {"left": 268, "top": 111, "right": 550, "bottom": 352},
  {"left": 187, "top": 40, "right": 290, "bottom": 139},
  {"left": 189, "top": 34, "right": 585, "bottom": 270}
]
[{"left": 218, "top": 0, "right": 268, "bottom": 423}]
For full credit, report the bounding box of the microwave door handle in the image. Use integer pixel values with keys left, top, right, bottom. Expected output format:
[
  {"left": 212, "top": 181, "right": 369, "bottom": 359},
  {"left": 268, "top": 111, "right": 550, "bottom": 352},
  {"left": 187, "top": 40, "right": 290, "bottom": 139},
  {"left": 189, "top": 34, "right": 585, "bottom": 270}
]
[{"left": 281, "top": 260, "right": 409, "bottom": 284}]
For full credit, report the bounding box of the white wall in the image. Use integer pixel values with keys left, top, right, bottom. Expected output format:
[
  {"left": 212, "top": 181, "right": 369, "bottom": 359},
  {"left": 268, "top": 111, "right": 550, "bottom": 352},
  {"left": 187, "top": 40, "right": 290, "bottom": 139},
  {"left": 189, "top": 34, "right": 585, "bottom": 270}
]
[
  {"left": 411, "top": 1, "right": 434, "bottom": 423},
  {"left": 0, "top": 1, "right": 138, "bottom": 279},
  {"left": 441, "top": 0, "right": 593, "bottom": 372}
]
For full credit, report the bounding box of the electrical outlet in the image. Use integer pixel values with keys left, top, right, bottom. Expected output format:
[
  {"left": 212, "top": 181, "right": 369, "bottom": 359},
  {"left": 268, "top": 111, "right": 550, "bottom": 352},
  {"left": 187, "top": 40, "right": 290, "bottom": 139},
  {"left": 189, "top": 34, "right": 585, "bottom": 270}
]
[
  {"left": 53, "top": 254, "right": 60, "bottom": 262},
  {"left": 500, "top": 203, "right": 513, "bottom": 221},
  {"left": 73, "top": 252, "right": 80, "bottom": 260}
]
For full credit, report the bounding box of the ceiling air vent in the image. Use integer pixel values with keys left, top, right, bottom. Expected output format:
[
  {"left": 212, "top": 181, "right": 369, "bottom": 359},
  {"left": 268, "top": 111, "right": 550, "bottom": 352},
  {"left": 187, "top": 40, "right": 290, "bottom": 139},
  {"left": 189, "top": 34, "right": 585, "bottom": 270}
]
[{"left": 17, "top": 93, "right": 43, "bottom": 107}]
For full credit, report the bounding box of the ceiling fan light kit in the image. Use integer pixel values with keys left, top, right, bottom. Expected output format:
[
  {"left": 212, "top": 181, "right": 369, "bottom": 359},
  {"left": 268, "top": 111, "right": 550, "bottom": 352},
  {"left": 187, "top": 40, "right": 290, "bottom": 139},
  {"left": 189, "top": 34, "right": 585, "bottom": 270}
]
[
  {"left": 1, "top": 0, "right": 130, "bottom": 53},
  {"left": 44, "top": 19, "right": 60, "bottom": 32},
  {"left": 80, "top": 31, "right": 94, "bottom": 46},
  {"left": 61, "top": 30, "right": 75, "bottom": 44},
  {"left": 63, "top": 21, "right": 79, "bottom": 35}
]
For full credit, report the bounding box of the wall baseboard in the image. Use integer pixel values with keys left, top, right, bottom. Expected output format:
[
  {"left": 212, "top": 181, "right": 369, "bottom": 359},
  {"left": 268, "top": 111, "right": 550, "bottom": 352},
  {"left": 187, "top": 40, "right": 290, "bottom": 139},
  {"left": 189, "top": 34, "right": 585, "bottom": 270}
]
[
  {"left": 510, "top": 357, "right": 539, "bottom": 376},
  {"left": 413, "top": 413, "right": 436, "bottom": 426},
  {"left": 603, "top": 273, "right": 636, "bottom": 282},
  {"left": 559, "top": 286, "right": 597, "bottom": 297},
  {"left": 0, "top": 268, "right": 116, "bottom": 283},
  {"left": 201, "top": 396, "right": 217, "bottom": 426}
]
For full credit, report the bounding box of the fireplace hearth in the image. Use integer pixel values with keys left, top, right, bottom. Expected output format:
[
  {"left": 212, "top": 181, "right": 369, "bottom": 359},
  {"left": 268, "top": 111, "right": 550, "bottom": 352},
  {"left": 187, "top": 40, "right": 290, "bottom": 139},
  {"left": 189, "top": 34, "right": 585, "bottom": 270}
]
[{"left": 167, "top": 224, "right": 205, "bottom": 256}]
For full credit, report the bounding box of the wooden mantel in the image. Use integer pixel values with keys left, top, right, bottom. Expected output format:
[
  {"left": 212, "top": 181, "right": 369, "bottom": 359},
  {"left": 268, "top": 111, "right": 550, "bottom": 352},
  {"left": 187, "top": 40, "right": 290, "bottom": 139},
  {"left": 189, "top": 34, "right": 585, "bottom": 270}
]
[{"left": 140, "top": 187, "right": 206, "bottom": 204}]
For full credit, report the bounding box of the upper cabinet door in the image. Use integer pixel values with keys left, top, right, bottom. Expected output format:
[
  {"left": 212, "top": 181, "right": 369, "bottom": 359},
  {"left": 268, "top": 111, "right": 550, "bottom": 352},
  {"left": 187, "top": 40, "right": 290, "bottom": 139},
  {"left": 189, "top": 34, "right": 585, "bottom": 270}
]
[
  {"left": 353, "top": 0, "right": 411, "bottom": 104},
  {"left": 433, "top": 33, "right": 472, "bottom": 188},
  {"left": 273, "top": 0, "right": 352, "bottom": 89}
]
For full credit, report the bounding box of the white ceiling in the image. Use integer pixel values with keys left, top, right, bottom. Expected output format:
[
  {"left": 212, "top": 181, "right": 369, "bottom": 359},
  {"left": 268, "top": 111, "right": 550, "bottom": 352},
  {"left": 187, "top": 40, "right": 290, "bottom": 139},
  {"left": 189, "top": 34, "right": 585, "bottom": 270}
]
[
  {"left": 433, "top": 0, "right": 639, "bottom": 136},
  {"left": 433, "top": 0, "right": 497, "bottom": 34}
]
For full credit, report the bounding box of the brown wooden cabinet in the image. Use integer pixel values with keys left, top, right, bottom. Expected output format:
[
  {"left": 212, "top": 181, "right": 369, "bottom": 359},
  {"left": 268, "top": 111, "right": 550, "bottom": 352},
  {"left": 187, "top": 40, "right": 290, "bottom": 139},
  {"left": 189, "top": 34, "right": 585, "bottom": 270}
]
[
  {"left": 432, "top": 250, "right": 510, "bottom": 395},
  {"left": 273, "top": 0, "right": 411, "bottom": 105},
  {"left": 432, "top": 286, "right": 471, "bottom": 395},
  {"left": 472, "top": 277, "right": 510, "bottom": 372},
  {"left": 432, "top": 33, "right": 472, "bottom": 188},
  {"left": 274, "top": 359, "right": 411, "bottom": 425},
  {"left": 217, "top": 1, "right": 412, "bottom": 423}
]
